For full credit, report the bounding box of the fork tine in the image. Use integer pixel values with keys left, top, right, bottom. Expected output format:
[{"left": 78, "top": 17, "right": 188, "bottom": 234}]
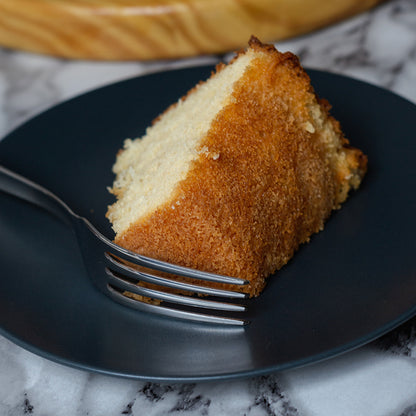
[
  {"left": 107, "top": 285, "right": 249, "bottom": 326},
  {"left": 105, "top": 252, "right": 248, "bottom": 299},
  {"left": 106, "top": 269, "right": 246, "bottom": 312}
]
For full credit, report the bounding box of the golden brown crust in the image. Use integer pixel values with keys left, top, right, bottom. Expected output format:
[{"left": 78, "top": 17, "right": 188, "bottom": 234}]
[{"left": 113, "top": 38, "right": 367, "bottom": 297}]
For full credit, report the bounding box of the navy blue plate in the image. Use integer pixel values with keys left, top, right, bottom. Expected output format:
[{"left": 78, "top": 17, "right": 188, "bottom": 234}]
[{"left": 0, "top": 67, "right": 415, "bottom": 381}]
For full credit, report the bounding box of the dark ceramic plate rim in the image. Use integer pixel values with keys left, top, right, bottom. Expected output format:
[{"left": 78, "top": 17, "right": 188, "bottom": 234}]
[{"left": 0, "top": 66, "right": 415, "bottom": 382}]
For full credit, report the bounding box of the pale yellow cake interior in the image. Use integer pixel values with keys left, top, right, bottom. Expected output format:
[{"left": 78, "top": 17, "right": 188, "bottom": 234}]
[{"left": 107, "top": 50, "right": 256, "bottom": 235}]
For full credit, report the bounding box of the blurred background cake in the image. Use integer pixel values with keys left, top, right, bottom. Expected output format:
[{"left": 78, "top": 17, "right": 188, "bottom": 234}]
[{"left": 0, "top": 0, "right": 385, "bottom": 60}]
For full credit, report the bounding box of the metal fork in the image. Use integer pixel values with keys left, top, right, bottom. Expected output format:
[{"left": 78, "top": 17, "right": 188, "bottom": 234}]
[{"left": 0, "top": 165, "right": 249, "bottom": 325}]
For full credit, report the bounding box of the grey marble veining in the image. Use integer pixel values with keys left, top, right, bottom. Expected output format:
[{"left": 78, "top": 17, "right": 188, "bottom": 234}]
[
  {"left": 2, "top": 337, "right": 416, "bottom": 416},
  {"left": 1, "top": 0, "right": 416, "bottom": 415}
]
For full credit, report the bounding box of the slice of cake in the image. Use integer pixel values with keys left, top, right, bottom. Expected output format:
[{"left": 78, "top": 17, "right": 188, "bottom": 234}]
[{"left": 106, "top": 36, "right": 367, "bottom": 297}]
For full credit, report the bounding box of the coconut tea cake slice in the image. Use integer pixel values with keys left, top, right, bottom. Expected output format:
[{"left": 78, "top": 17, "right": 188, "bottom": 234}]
[{"left": 107, "top": 37, "right": 367, "bottom": 296}]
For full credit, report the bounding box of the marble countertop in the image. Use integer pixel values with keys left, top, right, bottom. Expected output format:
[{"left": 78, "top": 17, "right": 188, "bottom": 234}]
[{"left": 1, "top": 0, "right": 416, "bottom": 414}]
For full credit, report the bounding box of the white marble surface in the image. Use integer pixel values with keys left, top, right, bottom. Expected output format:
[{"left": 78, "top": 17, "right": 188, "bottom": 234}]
[{"left": 1, "top": 0, "right": 416, "bottom": 414}]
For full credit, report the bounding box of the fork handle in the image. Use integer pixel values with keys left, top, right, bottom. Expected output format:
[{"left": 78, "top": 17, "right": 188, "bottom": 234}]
[{"left": 0, "top": 164, "right": 76, "bottom": 225}]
